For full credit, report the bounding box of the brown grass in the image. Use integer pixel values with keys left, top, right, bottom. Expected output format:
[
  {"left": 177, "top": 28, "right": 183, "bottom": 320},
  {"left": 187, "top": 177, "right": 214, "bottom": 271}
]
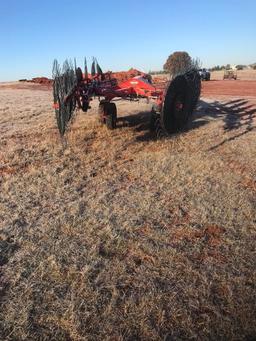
[{"left": 0, "top": 83, "right": 256, "bottom": 340}]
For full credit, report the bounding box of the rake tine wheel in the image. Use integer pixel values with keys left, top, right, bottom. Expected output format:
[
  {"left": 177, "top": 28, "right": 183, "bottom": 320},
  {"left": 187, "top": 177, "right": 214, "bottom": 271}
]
[
  {"left": 160, "top": 69, "right": 201, "bottom": 135},
  {"left": 74, "top": 58, "right": 77, "bottom": 77},
  {"left": 53, "top": 59, "right": 65, "bottom": 136},
  {"left": 84, "top": 57, "right": 88, "bottom": 80},
  {"left": 91, "top": 58, "right": 96, "bottom": 76},
  {"left": 52, "top": 59, "right": 77, "bottom": 136},
  {"left": 95, "top": 58, "right": 105, "bottom": 80},
  {"left": 95, "top": 58, "right": 101, "bottom": 74}
]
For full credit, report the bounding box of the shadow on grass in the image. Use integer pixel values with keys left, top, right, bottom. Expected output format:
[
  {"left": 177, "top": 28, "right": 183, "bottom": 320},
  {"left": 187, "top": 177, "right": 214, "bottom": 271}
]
[
  {"left": 117, "top": 111, "right": 155, "bottom": 142},
  {"left": 115, "top": 98, "right": 256, "bottom": 146},
  {"left": 117, "top": 111, "right": 150, "bottom": 130},
  {"left": 194, "top": 99, "right": 255, "bottom": 129},
  {"left": 188, "top": 98, "right": 256, "bottom": 149}
]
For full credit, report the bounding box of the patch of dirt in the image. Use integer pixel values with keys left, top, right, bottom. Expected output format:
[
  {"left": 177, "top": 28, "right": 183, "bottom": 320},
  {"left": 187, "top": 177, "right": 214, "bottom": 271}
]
[{"left": 201, "top": 80, "right": 256, "bottom": 98}]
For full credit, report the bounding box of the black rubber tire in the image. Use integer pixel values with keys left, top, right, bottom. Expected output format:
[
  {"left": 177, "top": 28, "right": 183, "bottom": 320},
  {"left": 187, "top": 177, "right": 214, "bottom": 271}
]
[
  {"left": 81, "top": 100, "right": 89, "bottom": 112},
  {"left": 149, "top": 109, "right": 157, "bottom": 132},
  {"left": 161, "top": 71, "right": 201, "bottom": 134},
  {"left": 98, "top": 100, "right": 107, "bottom": 124},
  {"left": 155, "top": 114, "right": 166, "bottom": 139},
  {"left": 105, "top": 103, "right": 117, "bottom": 129},
  {"left": 150, "top": 110, "right": 167, "bottom": 139}
]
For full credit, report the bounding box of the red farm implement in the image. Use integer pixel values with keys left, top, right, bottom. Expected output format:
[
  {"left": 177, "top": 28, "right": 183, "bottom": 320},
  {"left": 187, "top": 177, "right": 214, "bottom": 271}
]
[{"left": 52, "top": 58, "right": 201, "bottom": 138}]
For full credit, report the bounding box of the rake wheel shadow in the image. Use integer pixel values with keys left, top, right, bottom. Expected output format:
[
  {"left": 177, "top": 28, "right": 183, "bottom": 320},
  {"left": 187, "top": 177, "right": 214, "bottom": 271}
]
[{"left": 188, "top": 98, "right": 256, "bottom": 150}]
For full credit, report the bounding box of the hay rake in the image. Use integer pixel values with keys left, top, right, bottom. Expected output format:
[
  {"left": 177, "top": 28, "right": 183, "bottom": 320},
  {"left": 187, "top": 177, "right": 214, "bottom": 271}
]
[{"left": 52, "top": 58, "right": 201, "bottom": 138}]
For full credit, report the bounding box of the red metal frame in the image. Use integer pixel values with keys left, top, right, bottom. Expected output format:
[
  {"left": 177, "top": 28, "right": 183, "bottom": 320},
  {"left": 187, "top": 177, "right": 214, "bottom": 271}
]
[{"left": 55, "top": 70, "right": 166, "bottom": 113}]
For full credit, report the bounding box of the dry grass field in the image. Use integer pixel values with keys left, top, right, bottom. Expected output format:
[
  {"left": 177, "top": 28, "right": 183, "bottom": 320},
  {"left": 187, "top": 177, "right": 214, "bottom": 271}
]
[{"left": 0, "top": 80, "right": 256, "bottom": 340}]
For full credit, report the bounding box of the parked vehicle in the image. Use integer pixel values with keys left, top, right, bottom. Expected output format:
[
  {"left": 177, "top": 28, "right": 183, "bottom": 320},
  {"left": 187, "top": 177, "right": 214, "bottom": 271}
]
[
  {"left": 198, "top": 68, "right": 211, "bottom": 81},
  {"left": 223, "top": 69, "right": 237, "bottom": 80}
]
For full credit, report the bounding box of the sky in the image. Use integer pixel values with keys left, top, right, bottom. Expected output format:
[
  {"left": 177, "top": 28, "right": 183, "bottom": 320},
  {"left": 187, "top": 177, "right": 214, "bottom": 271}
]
[{"left": 0, "top": 0, "right": 255, "bottom": 81}]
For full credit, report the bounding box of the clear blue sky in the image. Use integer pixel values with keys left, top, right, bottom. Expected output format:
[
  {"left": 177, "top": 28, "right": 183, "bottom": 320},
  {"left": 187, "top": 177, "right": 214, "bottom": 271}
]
[{"left": 0, "top": 0, "right": 255, "bottom": 81}]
